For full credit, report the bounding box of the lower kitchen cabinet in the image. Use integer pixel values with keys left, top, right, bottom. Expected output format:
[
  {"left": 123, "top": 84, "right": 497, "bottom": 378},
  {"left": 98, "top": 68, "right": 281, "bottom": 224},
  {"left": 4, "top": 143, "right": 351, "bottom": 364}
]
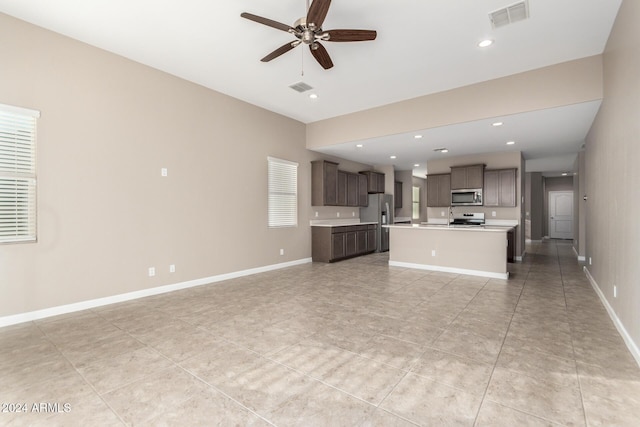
[{"left": 312, "top": 224, "right": 377, "bottom": 262}]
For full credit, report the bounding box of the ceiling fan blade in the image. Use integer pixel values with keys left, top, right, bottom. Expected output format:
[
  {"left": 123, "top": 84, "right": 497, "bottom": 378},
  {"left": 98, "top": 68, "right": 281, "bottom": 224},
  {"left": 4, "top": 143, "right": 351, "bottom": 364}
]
[
  {"left": 307, "top": 0, "right": 332, "bottom": 29},
  {"left": 261, "top": 42, "right": 298, "bottom": 62},
  {"left": 241, "top": 12, "right": 292, "bottom": 32},
  {"left": 324, "top": 29, "right": 377, "bottom": 42},
  {"left": 310, "top": 43, "right": 334, "bottom": 70}
]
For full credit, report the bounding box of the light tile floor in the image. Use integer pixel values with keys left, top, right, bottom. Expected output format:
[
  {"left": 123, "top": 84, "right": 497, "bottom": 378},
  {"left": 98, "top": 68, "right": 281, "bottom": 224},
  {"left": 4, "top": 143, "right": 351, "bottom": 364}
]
[{"left": 1, "top": 240, "right": 639, "bottom": 426}]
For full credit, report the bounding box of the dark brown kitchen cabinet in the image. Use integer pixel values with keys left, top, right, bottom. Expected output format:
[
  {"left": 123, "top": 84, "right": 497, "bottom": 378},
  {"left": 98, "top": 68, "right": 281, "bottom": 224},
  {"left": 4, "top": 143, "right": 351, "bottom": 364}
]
[
  {"left": 450, "top": 164, "right": 484, "bottom": 189},
  {"left": 426, "top": 173, "right": 451, "bottom": 207},
  {"left": 347, "top": 173, "right": 359, "bottom": 207},
  {"left": 312, "top": 225, "right": 377, "bottom": 262},
  {"left": 484, "top": 168, "right": 517, "bottom": 207},
  {"left": 358, "top": 174, "right": 368, "bottom": 206},
  {"left": 337, "top": 171, "right": 348, "bottom": 206},
  {"left": 312, "top": 161, "right": 365, "bottom": 207},
  {"left": 394, "top": 181, "right": 403, "bottom": 208},
  {"left": 366, "top": 226, "right": 377, "bottom": 252},
  {"left": 359, "top": 171, "right": 385, "bottom": 193},
  {"left": 311, "top": 160, "right": 338, "bottom": 206}
]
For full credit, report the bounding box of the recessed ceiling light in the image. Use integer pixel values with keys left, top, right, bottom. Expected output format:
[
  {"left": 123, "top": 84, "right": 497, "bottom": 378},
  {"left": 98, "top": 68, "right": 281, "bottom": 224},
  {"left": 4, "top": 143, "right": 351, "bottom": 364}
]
[
  {"left": 309, "top": 93, "right": 318, "bottom": 99},
  {"left": 414, "top": 164, "right": 420, "bottom": 167},
  {"left": 414, "top": 135, "right": 423, "bottom": 139},
  {"left": 492, "top": 122, "right": 503, "bottom": 127},
  {"left": 356, "top": 144, "right": 363, "bottom": 148},
  {"left": 562, "top": 172, "right": 568, "bottom": 176},
  {"left": 478, "top": 39, "right": 494, "bottom": 48},
  {"left": 390, "top": 155, "right": 397, "bottom": 159},
  {"left": 433, "top": 148, "right": 449, "bottom": 153},
  {"left": 506, "top": 141, "right": 515, "bottom": 145}
]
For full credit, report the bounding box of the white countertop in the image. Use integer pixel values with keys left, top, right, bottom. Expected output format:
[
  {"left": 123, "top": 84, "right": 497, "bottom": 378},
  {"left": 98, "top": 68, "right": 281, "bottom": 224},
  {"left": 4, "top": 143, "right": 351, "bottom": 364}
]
[
  {"left": 384, "top": 223, "right": 513, "bottom": 232},
  {"left": 394, "top": 216, "right": 412, "bottom": 223},
  {"left": 310, "top": 219, "right": 379, "bottom": 227}
]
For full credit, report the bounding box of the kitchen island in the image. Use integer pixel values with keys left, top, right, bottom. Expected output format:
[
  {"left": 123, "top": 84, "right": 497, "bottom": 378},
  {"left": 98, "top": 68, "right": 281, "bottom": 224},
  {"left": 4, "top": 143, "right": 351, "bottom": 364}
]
[{"left": 385, "top": 224, "right": 514, "bottom": 279}]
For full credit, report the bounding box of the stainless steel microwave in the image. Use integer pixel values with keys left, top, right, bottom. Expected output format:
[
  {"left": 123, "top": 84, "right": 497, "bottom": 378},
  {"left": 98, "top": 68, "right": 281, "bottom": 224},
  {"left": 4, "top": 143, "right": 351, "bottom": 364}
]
[{"left": 451, "top": 189, "right": 483, "bottom": 206}]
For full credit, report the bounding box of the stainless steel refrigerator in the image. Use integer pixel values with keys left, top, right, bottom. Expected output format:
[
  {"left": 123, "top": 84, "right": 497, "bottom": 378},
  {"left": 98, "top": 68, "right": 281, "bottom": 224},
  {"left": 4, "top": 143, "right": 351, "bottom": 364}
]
[{"left": 360, "top": 194, "right": 394, "bottom": 252}]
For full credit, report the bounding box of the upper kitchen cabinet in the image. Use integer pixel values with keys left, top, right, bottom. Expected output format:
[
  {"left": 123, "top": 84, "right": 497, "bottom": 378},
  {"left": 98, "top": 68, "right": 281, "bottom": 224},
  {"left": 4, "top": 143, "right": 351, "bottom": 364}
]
[
  {"left": 426, "top": 173, "right": 451, "bottom": 207},
  {"left": 311, "top": 160, "right": 339, "bottom": 206},
  {"left": 359, "top": 171, "right": 385, "bottom": 193},
  {"left": 394, "top": 181, "right": 403, "bottom": 208},
  {"left": 484, "top": 168, "right": 517, "bottom": 207},
  {"left": 337, "top": 171, "right": 348, "bottom": 206},
  {"left": 358, "top": 174, "right": 368, "bottom": 206},
  {"left": 450, "top": 164, "right": 485, "bottom": 189},
  {"left": 312, "top": 160, "right": 368, "bottom": 207}
]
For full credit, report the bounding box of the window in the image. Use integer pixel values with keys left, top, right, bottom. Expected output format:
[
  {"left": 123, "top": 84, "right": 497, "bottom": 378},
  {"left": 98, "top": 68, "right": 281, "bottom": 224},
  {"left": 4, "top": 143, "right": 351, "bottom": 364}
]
[
  {"left": 268, "top": 156, "right": 298, "bottom": 228},
  {"left": 0, "top": 103, "right": 39, "bottom": 243},
  {"left": 412, "top": 186, "right": 421, "bottom": 220}
]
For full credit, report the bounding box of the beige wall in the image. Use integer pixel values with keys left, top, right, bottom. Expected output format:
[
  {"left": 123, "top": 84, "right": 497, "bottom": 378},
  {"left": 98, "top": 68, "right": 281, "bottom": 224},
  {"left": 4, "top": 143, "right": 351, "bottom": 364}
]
[
  {"left": 393, "top": 170, "right": 413, "bottom": 220},
  {"left": 307, "top": 56, "right": 603, "bottom": 148},
  {"left": 585, "top": 0, "right": 640, "bottom": 351},
  {"left": 525, "top": 172, "right": 544, "bottom": 241},
  {"left": 573, "top": 152, "right": 587, "bottom": 257},
  {"left": 0, "top": 13, "right": 319, "bottom": 318}
]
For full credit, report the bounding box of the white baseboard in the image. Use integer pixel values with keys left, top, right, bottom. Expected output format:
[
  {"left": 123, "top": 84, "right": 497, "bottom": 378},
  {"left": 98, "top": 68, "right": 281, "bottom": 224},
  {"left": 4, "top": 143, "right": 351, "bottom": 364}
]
[
  {"left": 584, "top": 267, "right": 640, "bottom": 367},
  {"left": 389, "top": 260, "right": 509, "bottom": 280},
  {"left": 0, "top": 258, "right": 312, "bottom": 329},
  {"left": 572, "top": 246, "right": 586, "bottom": 261}
]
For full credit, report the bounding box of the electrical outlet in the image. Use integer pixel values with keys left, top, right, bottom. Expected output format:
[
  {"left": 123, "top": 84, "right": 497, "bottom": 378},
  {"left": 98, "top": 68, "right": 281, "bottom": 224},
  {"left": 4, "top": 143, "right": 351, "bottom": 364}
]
[
  {"left": 431, "top": 250, "right": 436, "bottom": 257},
  {"left": 148, "top": 267, "right": 155, "bottom": 277},
  {"left": 169, "top": 264, "right": 175, "bottom": 273},
  {"left": 352, "top": 211, "right": 355, "bottom": 217},
  {"left": 280, "top": 248, "right": 284, "bottom": 256},
  {"left": 589, "top": 257, "right": 592, "bottom": 265},
  {"left": 337, "top": 212, "right": 340, "bottom": 217},
  {"left": 315, "top": 211, "right": 318, "bottom": 217},
  {"left": 492, "top": 211, "right": 496, "bottom": 217},
  {"left": 161, "top": 168, "right": 168, "bottom": 177},
  {"left": 614, "top": 285, "right": 617, "bottom": 298},
  {"left": 441, "top": 211, "right": 445, "bottom": 217}
]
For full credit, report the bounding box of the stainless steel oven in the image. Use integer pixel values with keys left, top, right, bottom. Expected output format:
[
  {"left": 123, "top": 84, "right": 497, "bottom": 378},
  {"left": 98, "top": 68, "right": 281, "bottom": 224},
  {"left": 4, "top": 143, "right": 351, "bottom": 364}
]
[{"left": 451, "top": 189, "right": 483, "bottom": 206}]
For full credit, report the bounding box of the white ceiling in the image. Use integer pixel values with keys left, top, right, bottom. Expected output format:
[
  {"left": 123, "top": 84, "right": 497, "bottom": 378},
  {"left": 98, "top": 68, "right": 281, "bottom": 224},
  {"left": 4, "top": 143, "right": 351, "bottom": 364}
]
[{"left": 0, "top": 0, "right": 622, "bottom": 174}]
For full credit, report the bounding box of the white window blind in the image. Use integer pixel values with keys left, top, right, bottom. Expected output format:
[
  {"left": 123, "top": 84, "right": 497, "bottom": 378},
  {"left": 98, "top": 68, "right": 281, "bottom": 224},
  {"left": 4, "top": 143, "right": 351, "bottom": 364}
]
[
  {"left": 268, "top": 156, "right": 298, "bottom": 228},
  {"left": 0, "top": 103, "right": 39, "bottom": 243}
]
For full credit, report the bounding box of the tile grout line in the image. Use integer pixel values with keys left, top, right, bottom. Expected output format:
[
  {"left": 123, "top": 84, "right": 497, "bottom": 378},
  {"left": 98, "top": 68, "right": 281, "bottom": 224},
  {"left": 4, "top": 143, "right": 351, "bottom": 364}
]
[
  {"left": 557, "top": 243, "right": 590, "bottom": 427},
  {"left": 470, "top": 260, "right": 529, "bottom": 426}
]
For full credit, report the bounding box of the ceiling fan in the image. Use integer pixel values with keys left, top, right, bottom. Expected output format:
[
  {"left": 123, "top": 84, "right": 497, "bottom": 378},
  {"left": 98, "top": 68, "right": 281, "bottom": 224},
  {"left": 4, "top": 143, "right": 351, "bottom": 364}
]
[{"left": 241, "top": 0, "right": 377, "bottom": 70}]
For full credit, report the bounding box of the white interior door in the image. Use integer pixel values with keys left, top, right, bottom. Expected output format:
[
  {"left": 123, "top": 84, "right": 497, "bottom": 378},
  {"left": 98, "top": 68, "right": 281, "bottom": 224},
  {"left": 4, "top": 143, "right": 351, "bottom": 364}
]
[{"left": 549, "top": 191, "right": 573, "bottom": 239}]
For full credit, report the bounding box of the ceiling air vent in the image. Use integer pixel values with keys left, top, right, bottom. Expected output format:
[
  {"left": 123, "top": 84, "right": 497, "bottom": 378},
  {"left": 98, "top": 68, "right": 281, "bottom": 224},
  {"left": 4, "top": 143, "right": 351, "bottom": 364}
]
[
  {"left": 289, "top": 81, "right": 313, "bottom": 93},
  {"left": 489, "top": 0, "right": 529, "bottom": 29}
]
